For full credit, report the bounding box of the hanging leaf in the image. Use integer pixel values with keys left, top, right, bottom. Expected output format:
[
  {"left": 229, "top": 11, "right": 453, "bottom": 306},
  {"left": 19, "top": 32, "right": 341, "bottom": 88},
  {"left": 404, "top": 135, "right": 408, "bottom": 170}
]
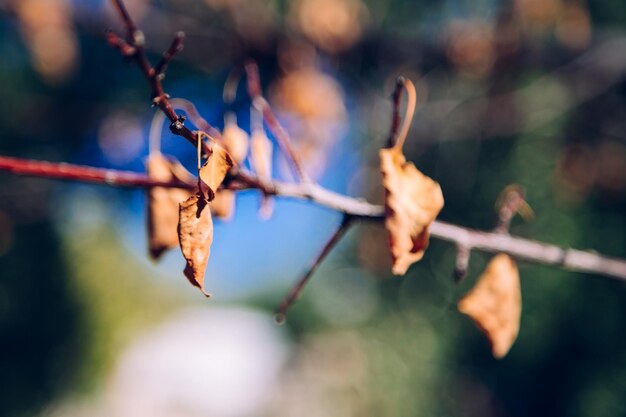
[
  {"left": 203, "top": 113, "right": 248, "bottom": 219},
  {"left": 458, "top": 253, "right": 522, "bottom": 358},
  {"left": 178, "top": 192, "right": 213, "bottom": 297},
  {"left": 223, "top": 112, "right": 249, "bottom": 165},
  {"left": 380, "top": 77, "right": 443, "bottom": 275},
  {"left": 250, "top": 127, "right": 274, "bottom": 219},
  {"left": 210, "top": 190, "right": 235, "bottom": 220},
  {"left": 146, "top": 153, "right": 194, "bottom": 260},
  {"left": 380, "top": 146, "right": 444, "bottom": 275},
  {"left": 198, "top": 142, "right": 234, "bottom": 201}
]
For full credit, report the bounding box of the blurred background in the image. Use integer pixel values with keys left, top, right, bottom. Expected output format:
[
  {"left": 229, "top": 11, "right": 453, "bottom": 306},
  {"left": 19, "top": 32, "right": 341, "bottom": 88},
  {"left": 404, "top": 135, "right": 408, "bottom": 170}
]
[{"left": 0, "top": 0, "right": 625, "bottom": 416}]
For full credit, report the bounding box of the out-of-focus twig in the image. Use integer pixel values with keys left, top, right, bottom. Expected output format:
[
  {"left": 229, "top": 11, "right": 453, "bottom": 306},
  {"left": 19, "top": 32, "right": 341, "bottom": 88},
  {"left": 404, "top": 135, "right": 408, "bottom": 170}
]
[
  {"left": 1, "top": 155, "right": 625, "bottom": 281},
  {"left": 108, "top": 0, "right": 214, "bottom": 155},
  {"left": 244, "top": 60, "right": 311, "bottom": 183},
  {"left": 275, "top": 215, "right": 354, "bottom": 322}
]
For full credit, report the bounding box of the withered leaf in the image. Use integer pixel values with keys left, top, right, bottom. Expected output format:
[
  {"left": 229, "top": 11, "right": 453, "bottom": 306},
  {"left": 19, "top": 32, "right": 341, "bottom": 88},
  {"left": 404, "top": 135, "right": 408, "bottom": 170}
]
[
  {"left": 250, "top": 128, "right": 274, "bottom": 219},
  {"left": 147, "top": 153, "right": 194, "bottom": 260},
  {"left": 458, "top": 253, "right": 521, "bottom": 358},
  {"left": 210, "top": 190, "right": 235, "bottom": 220},
  {"left": 380, "top": 146, "right": 444, "bottom": 275},
  {"left": 223, "top": 113, "right": 249, "bottom": 165},
  {"left": 251, "top": 128, "right": 273, "bottom": 180},
  {"left": 178, "top": 192, "right": 213, "bottom": 297},
  {"left": 198, "top": 142, "right": 234, "bottom": 201}
]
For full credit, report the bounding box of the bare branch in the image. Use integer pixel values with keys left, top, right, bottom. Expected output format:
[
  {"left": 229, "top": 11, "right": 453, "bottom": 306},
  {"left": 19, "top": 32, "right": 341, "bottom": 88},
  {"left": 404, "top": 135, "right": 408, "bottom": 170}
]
[
  {"left": 430, "top": 222, "right": 626, "bottom": 281},
  {"left": 244, "top": 60, "right": 311, "bottom": 183},
  {"left": 1, "top": 155, "right": 624, "bottom": 281},
  {"left": 0, "top": 156, "right": 194, "bottom": 190},
  {"left": 275, "top": 215, "right": 354, "bottom": 323},
  {"left": 97, "top": 0, "right": 626, "bottom": 285},
  {"left": 387, "top": 77, "right": 404, "bottom": 148},
  {"left": 108, "top": 0, "right": 214, "bottom": 156},
  {"left": 154, "top": 31, "right": 185, "bottom": 78}
]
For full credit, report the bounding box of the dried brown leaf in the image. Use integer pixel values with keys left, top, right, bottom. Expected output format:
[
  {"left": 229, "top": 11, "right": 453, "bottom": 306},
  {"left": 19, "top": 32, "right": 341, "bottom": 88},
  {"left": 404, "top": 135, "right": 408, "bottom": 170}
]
[
  {"left": 146, "top": 153, "right": 193, "bottom": 260},
  {"left": 251, "top": 128, "right": 274, "bottom": 219},
  {"left": 178, "top": 192, "right": 213, "bottom": 297},
  {"left": 223, "top": 113, "right": 249, "bottom": 165},
  {"left": 458, "top": 253, "right": 521, "bottom": 358},
  {"left": 210, "top": 190, "right": 235, "bottom": 220},
  {"left": 380, "top": 146, "right": 444, "bottom": 275},
  {"left": 198, "top": 142, "right": 234, "bottom": 201}
]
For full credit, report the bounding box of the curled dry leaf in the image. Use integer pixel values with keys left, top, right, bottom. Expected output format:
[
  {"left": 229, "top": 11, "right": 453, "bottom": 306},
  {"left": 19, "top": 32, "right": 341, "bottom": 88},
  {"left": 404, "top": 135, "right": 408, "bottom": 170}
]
[
  {"left": 458, "top": 253, "right": 521, "bottom": 358},
  {"left": 198, "top": 142, "right": 234, "bottom": 201},
  {"left": 200, "top": 132, "right": 236, "bottom": 219},
  {"left": 146, "top": 153, "right": 194, "bottom": 260},
  {"left": 380, "top": 146, "right": 444, "bottom": 275},
  {"left": 178, "top": 192, "right": 213, "bottom": 297},
  {"left": 251, "top": 128, "right": 274, "bottom": 219},
  {"left": 223, "top": 113, "right": 249, "bottom": 165}
]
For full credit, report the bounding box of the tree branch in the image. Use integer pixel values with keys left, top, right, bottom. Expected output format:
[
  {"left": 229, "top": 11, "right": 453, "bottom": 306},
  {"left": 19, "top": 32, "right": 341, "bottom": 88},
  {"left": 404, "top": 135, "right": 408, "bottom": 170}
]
[
  {"left": 1, "top": 155, "right": 624, "bottom": 281},
  {"left": 275, "top": 215, "right": 354, "bottom": 323},
  {"left": 108, "top": 0, "right": 213, "bottom": 155},
  {"left": 0, "top": 156, "right": 194, "bottom": 189},
  {"left": 244, "top": 60, "right": 311, "bottom": 183},
  {"left": 100, "top": 0, "right": 626, "bottom": 284}
]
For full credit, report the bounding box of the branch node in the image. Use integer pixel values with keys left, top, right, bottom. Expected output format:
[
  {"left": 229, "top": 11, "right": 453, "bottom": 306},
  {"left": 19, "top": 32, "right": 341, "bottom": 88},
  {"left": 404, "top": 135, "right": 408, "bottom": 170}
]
[
  {"left": 494, "top": 184, "right": 533, "bottom": 234},
  {"left": 132, "top": 29, "right": 145, "bottom": 47},
  {"left": 105, "top": 30, "right": 136, "bottom": 56},
  {"left": 454, "top": 245, "right": 472, "bottom": 283},
  {"left": 154, "top": 32, "right": 186, "bottom": 77},
  {"left": 170, "top": 115, "right": 186, "bottom": 134}
]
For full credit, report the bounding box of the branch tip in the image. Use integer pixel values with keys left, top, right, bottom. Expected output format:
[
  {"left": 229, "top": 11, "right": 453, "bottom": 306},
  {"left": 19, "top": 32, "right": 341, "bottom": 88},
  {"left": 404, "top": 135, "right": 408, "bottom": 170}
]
[
  {"left": 275, "top": 216, "right": 354, "bottom": 321},
  {"left": 454, "top": 245, "right": 471, "bottom": 283}
]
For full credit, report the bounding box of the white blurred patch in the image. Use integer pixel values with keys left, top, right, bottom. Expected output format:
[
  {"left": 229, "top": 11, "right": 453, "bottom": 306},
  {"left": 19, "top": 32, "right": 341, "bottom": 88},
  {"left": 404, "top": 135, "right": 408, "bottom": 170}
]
[{"left": 45, "top": 307, "right": 290, "bottom": 417}]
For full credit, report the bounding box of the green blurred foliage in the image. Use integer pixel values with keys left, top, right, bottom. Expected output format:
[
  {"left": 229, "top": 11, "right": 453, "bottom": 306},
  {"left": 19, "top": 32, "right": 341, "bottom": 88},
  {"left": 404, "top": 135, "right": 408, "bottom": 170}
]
[{"left": 0, "top": 1, "right": 625, "bottom": 416}]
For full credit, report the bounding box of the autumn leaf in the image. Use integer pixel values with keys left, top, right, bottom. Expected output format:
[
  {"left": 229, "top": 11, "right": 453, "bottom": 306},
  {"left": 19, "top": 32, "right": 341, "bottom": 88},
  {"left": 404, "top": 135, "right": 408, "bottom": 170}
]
[
  {"left": 380, "top": 78, "right": 444, "bottom": 275},
  {"left": 380, "top": 146, "right": 444, "bottom": 275},
  {"left": 198, "top": 142, "right": 234, "bottom": 201},
  {"left": 250, "top": 127, "right": 274, "bottom": 219},
  {"left": 210, "top": 190, "right": 235, "bottom": 220},
  {"left": 146, "top": 153, "right": 194, "bottom": 260},
  {"left": 202, "top": 114, "right": 248, "bottom": 219},
  {"left": 458, "top": 253, "right": 522, "bottom": 358},
  {"left": 222, "top": 112, "right": 249, "bottom": 165},
  {"left": 178, "top": 192, "right": 213, "bottom": 297}
]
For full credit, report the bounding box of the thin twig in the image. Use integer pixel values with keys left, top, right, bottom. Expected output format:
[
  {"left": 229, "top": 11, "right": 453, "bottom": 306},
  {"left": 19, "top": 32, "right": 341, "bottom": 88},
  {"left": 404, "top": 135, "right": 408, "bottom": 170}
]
[
  {"left": 102, "top": 0, "right": 626, "bottom": 283},
  {"left": 0, "top": 156, "right": 625, "bottom": 280},
  {"left": 275, "top": 215, "right": 354, "bottom": 323},
  {"left": 109, "top": 0, "right": 213, "bottom": 156},
  {"left": 387, "top": 77, "right": 404, "bottom": 148},
  {"left": 244, "top": 60, "right": 311, "bottom": 183},
  {"left": 390, "top": 78, "right": 417, "bottom": 150},
  {"left": 494, "top": 184, "right": 533, "bottom": 234},
  {"left": 154, "top": 31, "right": 185, "bottom": 78},
  {"left": 454, "top": 244, "right": 471, "bottom": 282},
  {"left": 0, "top": 156, "right": 195, "bottom": 189}
]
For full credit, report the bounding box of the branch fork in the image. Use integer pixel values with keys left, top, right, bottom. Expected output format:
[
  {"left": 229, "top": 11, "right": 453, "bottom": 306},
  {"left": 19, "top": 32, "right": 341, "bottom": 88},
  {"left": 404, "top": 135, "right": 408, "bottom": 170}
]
[{"left": 0, "top": 0, "right": 624, "bottom": 323}]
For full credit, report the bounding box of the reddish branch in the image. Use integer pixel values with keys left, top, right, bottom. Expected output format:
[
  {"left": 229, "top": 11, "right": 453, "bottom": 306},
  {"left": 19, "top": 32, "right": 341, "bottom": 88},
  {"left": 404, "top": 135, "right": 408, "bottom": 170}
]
[
  {"left": 3, "top": 0, "right": 623, "bottom": 317},
  {"left": 1, "top": 155, "right": 625, "bottom": 281},
  {"left": 0, "top": 156, "right": 194, "bottom": 189},
  {"left": 107, "top": 0, "right": 211, "bottom": 155}
]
